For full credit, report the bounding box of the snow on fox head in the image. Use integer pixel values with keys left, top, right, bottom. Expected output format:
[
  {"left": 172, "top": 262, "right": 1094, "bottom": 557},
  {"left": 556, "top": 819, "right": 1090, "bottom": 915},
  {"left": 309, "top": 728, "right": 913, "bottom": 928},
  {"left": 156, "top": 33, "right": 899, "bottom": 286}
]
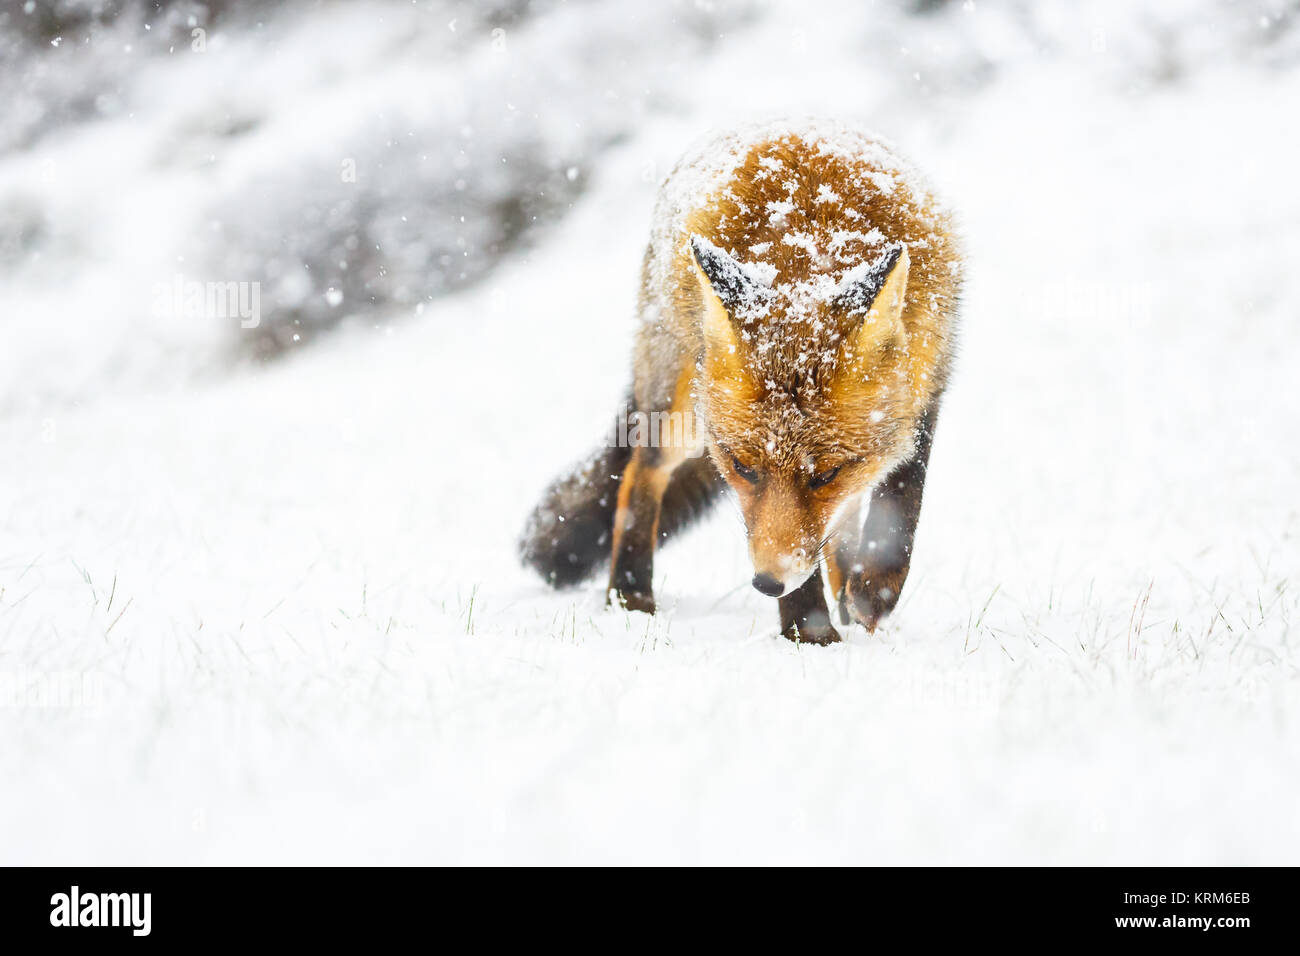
[{"left": 677, "top": 126, "right": 960, "bottom": 596}]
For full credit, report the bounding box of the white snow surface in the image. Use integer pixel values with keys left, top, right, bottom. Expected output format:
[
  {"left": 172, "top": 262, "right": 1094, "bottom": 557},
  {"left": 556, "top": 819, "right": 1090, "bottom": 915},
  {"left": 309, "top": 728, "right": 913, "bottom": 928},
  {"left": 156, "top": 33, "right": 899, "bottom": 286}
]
[{"left": 2, "top": 0, "right": 1300, "bottom": 864}]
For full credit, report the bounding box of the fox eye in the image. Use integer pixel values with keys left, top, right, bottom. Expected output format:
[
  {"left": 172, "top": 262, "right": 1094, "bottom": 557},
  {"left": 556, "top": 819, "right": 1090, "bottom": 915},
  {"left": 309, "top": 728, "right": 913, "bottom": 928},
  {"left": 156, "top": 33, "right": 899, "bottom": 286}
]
[
  {"left": 809, "top": 464, "right": 841, "bottom": 489},
  {"left": 731, "top": 455, "right": 759, "bottom": 484}
]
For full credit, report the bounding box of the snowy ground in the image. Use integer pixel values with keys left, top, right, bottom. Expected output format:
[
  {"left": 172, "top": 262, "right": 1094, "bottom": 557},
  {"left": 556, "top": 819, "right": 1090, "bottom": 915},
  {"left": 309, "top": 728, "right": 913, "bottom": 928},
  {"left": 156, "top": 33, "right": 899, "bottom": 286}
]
[{"left": 2, "top": 1, "right": 1299, "bottom": 864}]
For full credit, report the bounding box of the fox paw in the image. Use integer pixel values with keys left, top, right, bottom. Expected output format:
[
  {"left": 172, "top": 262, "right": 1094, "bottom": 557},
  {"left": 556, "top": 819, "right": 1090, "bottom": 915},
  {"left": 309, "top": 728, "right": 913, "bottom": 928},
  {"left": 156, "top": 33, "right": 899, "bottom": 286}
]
[
  {"left": 845, "top": 566, "right": 906, "bottom": 632},
  {"left": 608, "top": 588, "right": 656, "bottom": 615},
  {"left": 781, "top": 605, "right": 842, "bottom": 646}
]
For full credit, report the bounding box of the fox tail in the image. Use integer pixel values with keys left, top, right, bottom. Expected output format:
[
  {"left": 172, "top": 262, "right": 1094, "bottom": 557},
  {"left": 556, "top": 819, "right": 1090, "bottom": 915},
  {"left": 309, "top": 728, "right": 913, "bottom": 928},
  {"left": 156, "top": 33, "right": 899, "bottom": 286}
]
[{"left": 519, "top": 439, "right": 724, "bottom": 588}]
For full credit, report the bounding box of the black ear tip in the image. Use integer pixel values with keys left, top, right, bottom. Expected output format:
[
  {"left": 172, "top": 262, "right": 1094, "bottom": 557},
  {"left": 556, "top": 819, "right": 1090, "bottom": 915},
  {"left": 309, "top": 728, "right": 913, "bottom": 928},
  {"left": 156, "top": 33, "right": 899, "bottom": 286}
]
[
  {"left": 688, "top": 233, "right": 712, "bottom": 267},
  {"left": 865, "top": 242, "right": 908, "bottom": 284},
  {"left": 688, "top": 233, "right": 728, "bottom": 283},
  {"left": 832, "top": 241, "right": 909, "bottom": 314}
]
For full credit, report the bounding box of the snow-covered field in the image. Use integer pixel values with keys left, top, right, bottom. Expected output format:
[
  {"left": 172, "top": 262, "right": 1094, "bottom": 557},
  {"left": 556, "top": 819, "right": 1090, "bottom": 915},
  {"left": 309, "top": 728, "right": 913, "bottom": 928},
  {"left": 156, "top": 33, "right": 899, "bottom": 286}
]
[{"left": 2, "top": 0, "right": 1298, "bottom": 864}]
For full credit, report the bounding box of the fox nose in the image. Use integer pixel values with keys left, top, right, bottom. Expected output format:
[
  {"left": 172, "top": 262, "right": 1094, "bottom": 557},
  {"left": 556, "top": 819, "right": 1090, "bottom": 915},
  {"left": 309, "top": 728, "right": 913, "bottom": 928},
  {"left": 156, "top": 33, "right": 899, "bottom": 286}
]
[{"left": 752, "top": 573, "right": 785, "bottom": 597}]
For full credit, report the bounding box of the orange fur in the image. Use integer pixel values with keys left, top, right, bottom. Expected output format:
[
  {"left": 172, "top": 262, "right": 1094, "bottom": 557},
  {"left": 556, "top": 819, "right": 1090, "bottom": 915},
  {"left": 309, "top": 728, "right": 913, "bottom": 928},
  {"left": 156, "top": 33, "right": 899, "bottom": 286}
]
[{"left": 610, "top": 121, "right": 962, "bottom": 633}]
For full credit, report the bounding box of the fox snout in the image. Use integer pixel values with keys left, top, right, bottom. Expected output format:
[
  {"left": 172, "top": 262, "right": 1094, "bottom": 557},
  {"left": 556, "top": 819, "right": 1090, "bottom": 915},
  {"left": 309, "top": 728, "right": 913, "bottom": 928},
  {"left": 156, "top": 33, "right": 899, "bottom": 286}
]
[
  {"left": 749, "top": 545, "right": 816, "bottom": 598},
  {"left": 740, "top": 482, "right": 821, "bottom": 598}
]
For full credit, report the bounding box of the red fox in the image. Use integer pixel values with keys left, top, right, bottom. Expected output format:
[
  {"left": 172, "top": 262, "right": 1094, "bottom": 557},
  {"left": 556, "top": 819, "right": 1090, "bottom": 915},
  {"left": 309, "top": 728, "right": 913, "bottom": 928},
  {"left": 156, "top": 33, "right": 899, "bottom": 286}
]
[{"left": 521, "top": 121, "right": 962, "bottom": 644}]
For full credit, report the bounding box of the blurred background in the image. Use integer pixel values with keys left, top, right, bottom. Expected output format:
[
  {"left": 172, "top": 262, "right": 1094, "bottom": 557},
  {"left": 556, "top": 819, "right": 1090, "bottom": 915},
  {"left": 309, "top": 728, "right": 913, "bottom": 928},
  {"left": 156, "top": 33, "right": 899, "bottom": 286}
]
[
  {"left": 2, "top": 0, "right": 1299, "bottom": 864},
  {"left": 3, "top": 0, "right": 1297, "bottom": 405}
]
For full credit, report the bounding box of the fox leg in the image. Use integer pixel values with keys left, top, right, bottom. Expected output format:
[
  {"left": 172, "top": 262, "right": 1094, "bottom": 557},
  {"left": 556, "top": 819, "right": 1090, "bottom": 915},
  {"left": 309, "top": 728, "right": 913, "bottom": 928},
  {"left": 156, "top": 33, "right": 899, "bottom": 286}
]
[
  {"left": 608, "top": 362, "right": 703, "bottom": 612},
  {"left": 778, "top": 566, "right": 841, "bottom": 645},
  {"left": 607, "top": 445, "right": 681, "bottom": 613},
  {"left": 843, "top": 406, "right": 938, "bottom": 631},
  {"left": 824, "top": 497, "right": 864, "bottom": 626}
]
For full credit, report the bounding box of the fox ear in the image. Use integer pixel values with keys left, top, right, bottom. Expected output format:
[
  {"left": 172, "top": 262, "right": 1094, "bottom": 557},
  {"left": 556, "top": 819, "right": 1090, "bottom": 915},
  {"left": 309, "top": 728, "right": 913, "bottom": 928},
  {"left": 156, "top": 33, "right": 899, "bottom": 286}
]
[
  {"left": 834, "top": 243, "right": 910, "bottom": 351},
  {"left": 688, "top": 235, "right": 752, "bottom": 380},
  {"left": 689, "top": 234, "right": 771, "bottom": 319}
]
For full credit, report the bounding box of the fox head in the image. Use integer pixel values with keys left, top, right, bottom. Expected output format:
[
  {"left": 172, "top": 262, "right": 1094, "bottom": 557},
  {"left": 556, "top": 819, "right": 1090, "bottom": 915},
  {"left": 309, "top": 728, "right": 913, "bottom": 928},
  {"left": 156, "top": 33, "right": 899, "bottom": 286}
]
[{"left": 689, "top": 234, "right": 924, "bottom": 597}]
